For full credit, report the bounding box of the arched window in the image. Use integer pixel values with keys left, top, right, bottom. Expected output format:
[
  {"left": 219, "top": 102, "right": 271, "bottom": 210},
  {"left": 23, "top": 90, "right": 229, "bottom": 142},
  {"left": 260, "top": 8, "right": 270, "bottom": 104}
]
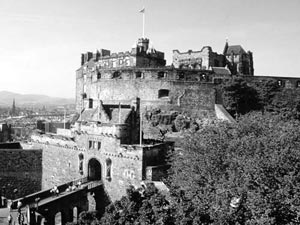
[
  {"left": 79, "top": 154, "right": 84, "bottom": 175},
  {"left": 88, "top": 99, "right": 93, "bottom": 108},
  {"left": 158, "top": 71, "right": 165, "bottom": 79},
  {"left": 106, "top": 158, "right": 112, "bottom": 181},
  {"left": 112, "top": 71, "right": 121, "bottom": 79},
  {"left": 97, "top": 72, "right": 101, "bottom": 79},
  {"left": 158, "top": 89, "right": 170, "bottom": 98},
  {"left": 73, "top": 207, "right": 78, "bottom": 223},
  {"left": 54, "top": 212, "right": 62, "bottom": 225}
]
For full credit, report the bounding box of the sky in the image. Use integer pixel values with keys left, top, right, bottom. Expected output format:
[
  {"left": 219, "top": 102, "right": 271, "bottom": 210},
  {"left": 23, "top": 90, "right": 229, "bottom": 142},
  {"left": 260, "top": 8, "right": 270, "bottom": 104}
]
[{"left": 0, "top": 0, "right": 300, "bottom": 98}]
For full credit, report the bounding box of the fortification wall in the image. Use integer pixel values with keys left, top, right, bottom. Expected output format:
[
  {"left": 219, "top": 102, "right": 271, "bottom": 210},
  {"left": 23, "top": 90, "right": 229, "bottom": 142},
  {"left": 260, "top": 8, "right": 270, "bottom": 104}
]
[
  {"left": 0, "top": 149, "right": 42, "bottom": 199},
  {"left": 76, "top": 69, "right": 216, "bottom": 119},
  {"left": 27, "top": 142, "right": 84, "bottom": 190},
  {"left": 29, "top": 136, "right": 144, "bottom": 202},
  {"left": 212, "top": 74, "right": 300, "bottom": 89}
]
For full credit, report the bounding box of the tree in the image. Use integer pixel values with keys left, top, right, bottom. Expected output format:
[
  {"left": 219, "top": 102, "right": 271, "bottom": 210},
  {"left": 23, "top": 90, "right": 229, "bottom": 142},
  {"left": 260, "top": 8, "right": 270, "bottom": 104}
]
[
  {"left": 100, "top": 183, "right": 174, "bottom": 225},
  {"left": 66, "top": 211, "right": 101, "bottom": 225},
  {"left": 270, "top": 88, "right": 300, "bottom": 119},
  {"left": 251, "top": 79, "right": 280, "bottom": 112},
  {"left": 167, "top": 113, "right": 300, "bottom": 224},
  {"left": 222, "top": 78, "right": 261, "bottom": 116}
]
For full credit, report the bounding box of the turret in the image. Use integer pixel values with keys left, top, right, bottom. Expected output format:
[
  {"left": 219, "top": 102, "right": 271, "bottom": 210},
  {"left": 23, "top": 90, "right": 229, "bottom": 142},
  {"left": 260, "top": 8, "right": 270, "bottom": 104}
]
[{"left": 137, "top": 38, "right": 150, "bottom": 53}]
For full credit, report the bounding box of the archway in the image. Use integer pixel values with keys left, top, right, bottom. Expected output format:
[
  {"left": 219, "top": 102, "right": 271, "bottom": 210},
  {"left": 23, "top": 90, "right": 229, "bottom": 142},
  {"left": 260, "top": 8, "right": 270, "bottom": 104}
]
[
  {"left": 88, "top": 158, "right": 102, "bottom": 181},
  {"left": 54, "top": 212, "right": 62, "bottom": 225},
  {"left": 73, "top": 207, "right": 78, "bottom": 223}
]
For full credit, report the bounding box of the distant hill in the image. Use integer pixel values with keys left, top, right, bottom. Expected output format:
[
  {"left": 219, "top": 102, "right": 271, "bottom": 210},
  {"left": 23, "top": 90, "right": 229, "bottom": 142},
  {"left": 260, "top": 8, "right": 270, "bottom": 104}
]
[{"left": 0, "top": 91, "right": 74, "bottom": 107}]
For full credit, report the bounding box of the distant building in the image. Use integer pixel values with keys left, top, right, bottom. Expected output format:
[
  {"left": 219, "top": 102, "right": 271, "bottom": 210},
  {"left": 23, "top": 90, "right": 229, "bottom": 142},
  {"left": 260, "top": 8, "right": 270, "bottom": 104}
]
[
  {"left": 223, "top": 40, "right": 254, "bottom": 75},
  {"left": 173, "top": 46, "right": 225, "bottom": 69},
  {"left": 0, "top": 123, "right": 11, "bottom": 142},
  {"left": 36, "top": 120, "right": 71, "bottom": 134},
  {"left": 173, "top": 40, "right": 254, "bottom": 76}
]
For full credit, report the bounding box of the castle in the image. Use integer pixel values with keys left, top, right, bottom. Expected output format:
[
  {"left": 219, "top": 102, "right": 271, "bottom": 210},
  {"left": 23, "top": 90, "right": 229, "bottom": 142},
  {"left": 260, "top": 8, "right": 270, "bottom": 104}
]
[{"left": 1, "top": 37, "right": 300, "bottom": 224}]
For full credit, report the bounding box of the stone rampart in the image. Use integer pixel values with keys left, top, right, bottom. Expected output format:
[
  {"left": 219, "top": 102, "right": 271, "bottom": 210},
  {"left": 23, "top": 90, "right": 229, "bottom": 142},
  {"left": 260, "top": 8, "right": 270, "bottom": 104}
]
[{"left": 0, "top": 149, "right": 42, "bottom": 199}]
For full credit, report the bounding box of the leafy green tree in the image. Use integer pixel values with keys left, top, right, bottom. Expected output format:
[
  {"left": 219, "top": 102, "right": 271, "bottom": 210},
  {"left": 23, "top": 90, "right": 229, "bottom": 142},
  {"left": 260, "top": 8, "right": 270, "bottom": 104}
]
[
  {"left": 251, "top": 79, "right": 280, "bottom": 112},
  {"left": 100, "top": 183, "right": 174, "bottom": 225},
  {"left": 222, "top": 78, "right": 261, "bottom": 116},
  {"left": 167, "top": 113, "right": 300, "bottom": 224},
  {"left": 66, "top": 211, "right": 101, "bottom": 225},
  {"left": 270, "top": 88, "right": 300, "bottom": 119}
]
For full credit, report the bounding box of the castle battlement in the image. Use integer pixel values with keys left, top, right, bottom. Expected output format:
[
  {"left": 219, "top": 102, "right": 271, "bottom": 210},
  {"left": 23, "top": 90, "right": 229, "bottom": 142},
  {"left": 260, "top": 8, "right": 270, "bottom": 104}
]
[
  {"left": 74, "top": 123, "right": 129, "bottom": 139},
  {"left": 80, "top": 38, "right": 166, "bottom": 70}
]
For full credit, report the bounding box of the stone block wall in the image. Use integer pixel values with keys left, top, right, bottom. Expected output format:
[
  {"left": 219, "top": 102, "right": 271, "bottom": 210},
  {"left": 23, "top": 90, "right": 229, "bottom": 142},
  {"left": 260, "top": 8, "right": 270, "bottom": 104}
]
[
  {"left": 29, "top": 143, "right": 85, "bottom": 190},
  {"left": 0, "top": 149, "right": 42, "bottom": 199},
  {"left": 30, "top": 136, "right": 145, "bottom": 202},
  {"left": 76, "top": 69, "right": 216, "bottom": 118}
]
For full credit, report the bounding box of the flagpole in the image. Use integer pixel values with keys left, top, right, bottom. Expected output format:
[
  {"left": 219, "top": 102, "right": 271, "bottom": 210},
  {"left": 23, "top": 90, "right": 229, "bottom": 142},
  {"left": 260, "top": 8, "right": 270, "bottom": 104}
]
[
  {"left": 140, "top": 7, "right": 145, "bottom": 38},
  {"left": 142, "top": 7, "right": 145, "bottom": 38}
]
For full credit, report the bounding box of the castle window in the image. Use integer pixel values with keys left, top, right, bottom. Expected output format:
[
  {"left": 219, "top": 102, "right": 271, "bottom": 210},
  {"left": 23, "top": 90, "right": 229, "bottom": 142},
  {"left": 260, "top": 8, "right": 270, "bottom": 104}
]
[
  {"left": 158, "top": 89, "right": 169, "bottom": 98},
  {"left": 97, "top": 72, "right": 101, "bottom": 79},
  {"left": 89, "top": 141, "right": 93, "bottom": 149},
  {"left": 194, "top": 63, "right": 201, "bottom": 69},
  {"left": 112, "top": 71, "right": 121, "bottom": 79},
  {"left": 135, "top": 71, "right": 142, "bottom": 78},
  {"left": 78, "top": 153, "right": 84, "bottom": 175},
  {"left": 88, "top": 99, "right": 93, "bottom": 108},
  {"left": 97, "top": 142, "right": 101, "bottom": 150},
  {"left": 177, "top": 72, "right": 185, "bottom": 80},
  {"left": 106, "top": 158, "right": 112, "bottom": 181},
  {"left": 81, "top": 93, "right": 87, "bottom": 99},
  {"left": 158, "top": 71, "right": 165, "bottom": 79}
]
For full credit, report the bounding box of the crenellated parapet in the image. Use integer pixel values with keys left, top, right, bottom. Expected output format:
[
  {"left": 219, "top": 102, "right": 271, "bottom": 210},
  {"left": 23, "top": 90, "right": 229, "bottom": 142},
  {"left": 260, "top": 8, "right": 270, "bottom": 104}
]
[
  {"left": 75, "top": 123, "right": 129, "bottom": 139},
  {"left": 79, "top": 38, "right": 166, "bottom": 72}
]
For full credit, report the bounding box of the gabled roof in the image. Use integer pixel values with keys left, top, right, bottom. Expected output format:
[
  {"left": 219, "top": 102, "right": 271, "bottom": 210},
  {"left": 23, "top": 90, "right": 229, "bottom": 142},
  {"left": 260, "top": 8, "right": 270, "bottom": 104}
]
[
  {"left": 226, "top": 45, "right": 246, "bottom": 55},
  {"left": 110, "top": 108, "right": 132, "bottom": 124},
  {"left": 211, "top": 67, "right": 231, "bottom": 75},
  {"left": 80, "top": 108, "right": 98, "bottom": 122},
  {"left": 80, "top": 106, "right": 132, "bottom": 124}
]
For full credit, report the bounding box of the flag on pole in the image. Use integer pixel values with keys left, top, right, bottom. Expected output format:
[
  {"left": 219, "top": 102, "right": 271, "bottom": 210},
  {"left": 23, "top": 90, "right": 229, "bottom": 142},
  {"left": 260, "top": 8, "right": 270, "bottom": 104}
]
[{"left": 139, "top": 7, "right": 145, "bottom": 13}]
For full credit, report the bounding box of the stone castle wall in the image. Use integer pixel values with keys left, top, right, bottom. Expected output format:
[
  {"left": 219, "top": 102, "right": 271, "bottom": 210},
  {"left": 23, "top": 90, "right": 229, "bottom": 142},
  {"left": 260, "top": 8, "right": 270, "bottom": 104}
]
[
  {"left": 76, "top": 68, "right": 217, "bottom": 119},
  {"left": 29, "top": 135, "right": 167, "bottom": 202},
  {"left": 0, "top": 149, "right": 42, "bottom": 199}
]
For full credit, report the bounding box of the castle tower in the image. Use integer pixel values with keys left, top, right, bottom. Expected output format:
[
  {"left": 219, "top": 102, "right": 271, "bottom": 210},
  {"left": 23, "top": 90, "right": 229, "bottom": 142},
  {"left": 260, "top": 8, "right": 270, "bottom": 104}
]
[{"left": 137, "top": 38, "right": 150, "bottom": 53}]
